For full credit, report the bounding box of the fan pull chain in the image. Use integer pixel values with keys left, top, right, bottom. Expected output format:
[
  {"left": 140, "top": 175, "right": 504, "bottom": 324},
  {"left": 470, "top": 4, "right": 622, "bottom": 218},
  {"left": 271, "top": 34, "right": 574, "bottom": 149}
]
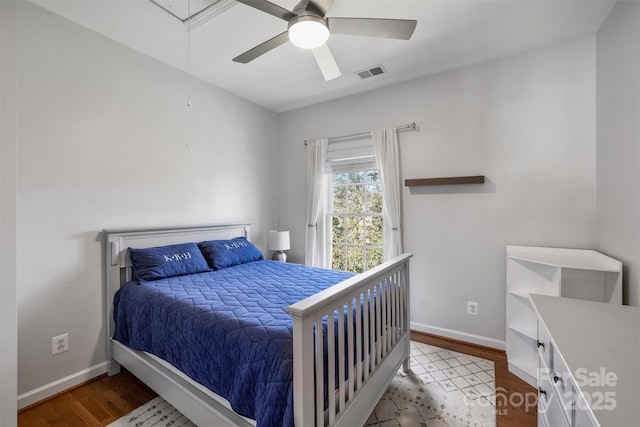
[{"left": 187, "top": 0, "right": 192, "bottom": 107}]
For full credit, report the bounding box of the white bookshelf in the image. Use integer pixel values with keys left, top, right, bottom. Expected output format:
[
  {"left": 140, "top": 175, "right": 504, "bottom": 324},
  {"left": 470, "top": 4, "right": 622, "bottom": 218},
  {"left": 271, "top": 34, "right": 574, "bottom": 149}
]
[{"left": 505, "top": 245, "right": 622, "bottom": 387}]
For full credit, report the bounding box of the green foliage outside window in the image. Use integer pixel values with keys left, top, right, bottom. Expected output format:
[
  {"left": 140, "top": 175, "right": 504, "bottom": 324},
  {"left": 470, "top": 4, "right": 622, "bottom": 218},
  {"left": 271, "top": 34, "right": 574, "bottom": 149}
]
[{"left": 331, "top": 169, "right": 384, "bottom": 273}]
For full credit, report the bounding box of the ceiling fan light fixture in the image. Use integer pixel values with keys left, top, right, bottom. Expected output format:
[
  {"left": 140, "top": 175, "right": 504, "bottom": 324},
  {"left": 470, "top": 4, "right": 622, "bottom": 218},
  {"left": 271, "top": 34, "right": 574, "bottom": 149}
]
[{"left": 288, "top": 16, "right": 329, "bottom": 49}]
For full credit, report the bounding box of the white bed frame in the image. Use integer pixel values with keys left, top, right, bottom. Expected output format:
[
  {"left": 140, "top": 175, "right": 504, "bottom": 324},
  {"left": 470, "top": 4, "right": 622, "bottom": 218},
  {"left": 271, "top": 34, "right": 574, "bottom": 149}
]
[{"left": 105, "top": 223, "right": 412, "bottom": 427}]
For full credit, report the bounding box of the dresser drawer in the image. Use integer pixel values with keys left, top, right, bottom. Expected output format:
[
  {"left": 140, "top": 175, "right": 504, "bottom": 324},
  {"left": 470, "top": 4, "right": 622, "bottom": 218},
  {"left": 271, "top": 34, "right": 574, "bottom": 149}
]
[
  {"left": 538, "top": 319, "right": 575, "bottom": 417},
  {"left": 537, "top": 319, "right": 552, "bottom": 369},
  {"left": 538, "top": 368, "right": 570, "bottom": 427},
  {"left": 551, "top": 354, "right": 574, "bottom": 421}
]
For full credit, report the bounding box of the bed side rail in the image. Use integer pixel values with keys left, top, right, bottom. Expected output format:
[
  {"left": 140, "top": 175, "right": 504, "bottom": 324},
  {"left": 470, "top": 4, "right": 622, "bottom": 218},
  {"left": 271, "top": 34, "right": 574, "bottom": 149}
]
[{"left": 289, "top": 253, "right": 412, "bottom": 427}]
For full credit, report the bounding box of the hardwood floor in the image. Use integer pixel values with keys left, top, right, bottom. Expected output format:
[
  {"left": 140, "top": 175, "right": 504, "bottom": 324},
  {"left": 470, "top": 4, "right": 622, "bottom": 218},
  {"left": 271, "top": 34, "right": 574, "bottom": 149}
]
[
  {"left": 18, "top": 370, "right": 157, "bottom": 427},
  {"left": 19, "top": 332, "right": 536, "bottom": 426}
]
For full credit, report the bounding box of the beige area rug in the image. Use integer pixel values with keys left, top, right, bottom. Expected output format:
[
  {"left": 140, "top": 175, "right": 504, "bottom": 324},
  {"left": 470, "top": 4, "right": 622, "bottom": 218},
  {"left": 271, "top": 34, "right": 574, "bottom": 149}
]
[
  {"left": 364, "top": 341, "right": 495, "bottom": 426},
  {"left": 107, "top": 396, "right": 196, "bottom": 427},
  {"left": 108, "top": 342, "right": 495, "bottom": 427}
]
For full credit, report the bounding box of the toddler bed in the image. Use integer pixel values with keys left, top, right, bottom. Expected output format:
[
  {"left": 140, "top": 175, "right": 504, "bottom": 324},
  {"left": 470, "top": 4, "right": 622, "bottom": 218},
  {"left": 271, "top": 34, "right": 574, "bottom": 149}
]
[{"left": 105, "top": 223, "right": 412, "bottom": 427}]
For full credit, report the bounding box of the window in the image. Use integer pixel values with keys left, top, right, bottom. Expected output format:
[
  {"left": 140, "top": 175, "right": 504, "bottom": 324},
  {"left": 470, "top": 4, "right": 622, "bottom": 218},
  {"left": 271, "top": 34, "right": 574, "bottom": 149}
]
[
  {"left": 306, "top": 130, "right": 401, "bottom": 269},
  {"left": 330, "top": 168, "right": 384, "bottom": 273}
]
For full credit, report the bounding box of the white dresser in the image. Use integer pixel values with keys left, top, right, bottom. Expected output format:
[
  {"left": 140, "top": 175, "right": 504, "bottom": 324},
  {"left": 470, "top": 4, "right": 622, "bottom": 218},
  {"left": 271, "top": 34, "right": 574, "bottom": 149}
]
[{"left": 530, "top": 294, "right": 639, "bottom": 427}]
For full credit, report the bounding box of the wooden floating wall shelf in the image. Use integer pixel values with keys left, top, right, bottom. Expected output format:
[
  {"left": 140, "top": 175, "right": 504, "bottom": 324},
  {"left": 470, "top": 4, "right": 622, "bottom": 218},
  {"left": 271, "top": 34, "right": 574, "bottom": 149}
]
[{"left": 405, "top": 175, "right": 485, "bottom": 186}]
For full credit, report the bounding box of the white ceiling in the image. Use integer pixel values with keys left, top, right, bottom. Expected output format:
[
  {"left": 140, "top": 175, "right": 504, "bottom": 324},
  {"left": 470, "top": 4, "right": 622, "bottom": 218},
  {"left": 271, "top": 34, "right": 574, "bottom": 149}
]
[{"left": 30, "top": 0, "right": 616, "bottom": 113}]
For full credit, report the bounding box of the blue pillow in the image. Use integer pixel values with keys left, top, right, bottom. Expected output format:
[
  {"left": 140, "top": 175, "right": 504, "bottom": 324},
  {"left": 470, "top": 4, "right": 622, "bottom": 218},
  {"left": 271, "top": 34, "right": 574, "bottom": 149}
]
[
  {"left": 198, "top": 237, "right": 263, "bottom": 270},
  {"left": 129, "top": 242, "right": 210, "bottom": 280}
]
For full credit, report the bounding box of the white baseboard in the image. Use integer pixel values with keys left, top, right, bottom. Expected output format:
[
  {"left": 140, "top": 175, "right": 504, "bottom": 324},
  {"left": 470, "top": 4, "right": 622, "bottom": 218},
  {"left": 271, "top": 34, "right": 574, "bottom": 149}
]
[
  {"left": 18, "top": 362, "right": 108, "bottom": 409},
  {"left": 411, "top": 321, "right": 506, "bottom": 350}
]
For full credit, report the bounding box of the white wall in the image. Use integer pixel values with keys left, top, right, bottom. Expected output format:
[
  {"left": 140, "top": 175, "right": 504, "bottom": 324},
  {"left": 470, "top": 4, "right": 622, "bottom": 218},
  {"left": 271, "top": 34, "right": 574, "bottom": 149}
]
[
  {"left": 278, "top": 37, "right": 597, "bottom": 347},
  {"left": 596, "top": 0, "right": 640, "bottom": 307},
  {"left": 1, "top": 0, "right": 18, "bottom": 424},
  {"left": 16, "top": 2, "right": 278, "bottom": 404}
]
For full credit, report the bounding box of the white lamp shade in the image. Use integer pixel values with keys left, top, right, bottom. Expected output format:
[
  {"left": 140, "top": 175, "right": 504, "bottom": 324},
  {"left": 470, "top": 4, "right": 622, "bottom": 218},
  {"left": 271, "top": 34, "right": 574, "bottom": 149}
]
[{"left": 268, "top": 230, "right": 290, "bottom": 251}]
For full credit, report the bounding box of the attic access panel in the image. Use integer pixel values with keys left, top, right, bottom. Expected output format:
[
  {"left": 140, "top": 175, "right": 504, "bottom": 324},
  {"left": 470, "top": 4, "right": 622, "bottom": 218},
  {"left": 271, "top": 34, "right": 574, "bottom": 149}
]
[{"left": 151, "top": 0, "right": 234, "bottom": 23}]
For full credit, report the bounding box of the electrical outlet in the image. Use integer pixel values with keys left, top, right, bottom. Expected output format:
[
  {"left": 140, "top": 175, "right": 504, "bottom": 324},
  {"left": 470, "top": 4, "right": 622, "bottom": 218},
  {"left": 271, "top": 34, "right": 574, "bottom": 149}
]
[
  {"left": 52, "top": 333, "right": 69, "bottom": 355},
  {"left": 467, "top": 301, "right": 478, "bottom": 316}
]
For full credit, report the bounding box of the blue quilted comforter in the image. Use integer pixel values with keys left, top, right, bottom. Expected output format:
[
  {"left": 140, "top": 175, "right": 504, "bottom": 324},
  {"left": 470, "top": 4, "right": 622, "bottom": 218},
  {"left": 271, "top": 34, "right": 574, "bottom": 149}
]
[{"left": 112, "top": 260, "right": 354, "bottom": 427}]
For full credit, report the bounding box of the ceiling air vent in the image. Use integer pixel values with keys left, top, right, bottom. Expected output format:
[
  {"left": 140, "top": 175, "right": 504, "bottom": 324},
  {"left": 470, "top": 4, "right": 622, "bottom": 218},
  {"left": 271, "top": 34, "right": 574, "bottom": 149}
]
[{"left": 355, "top": 65, "right": 387, "bottom": 80}]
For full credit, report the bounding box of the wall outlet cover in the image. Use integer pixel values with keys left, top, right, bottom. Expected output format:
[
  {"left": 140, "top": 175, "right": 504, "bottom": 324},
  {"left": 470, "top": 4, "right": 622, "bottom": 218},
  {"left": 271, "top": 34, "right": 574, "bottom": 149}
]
[{"left": 52, "top": 333, "right": 69, "bottom": 355}]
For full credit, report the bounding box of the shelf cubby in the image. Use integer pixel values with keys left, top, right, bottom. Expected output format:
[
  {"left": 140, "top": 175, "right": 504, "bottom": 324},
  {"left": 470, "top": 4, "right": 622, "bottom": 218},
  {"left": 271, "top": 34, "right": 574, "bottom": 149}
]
[{"left": 505, "top": 245, "right": 622, "bottom": 387}]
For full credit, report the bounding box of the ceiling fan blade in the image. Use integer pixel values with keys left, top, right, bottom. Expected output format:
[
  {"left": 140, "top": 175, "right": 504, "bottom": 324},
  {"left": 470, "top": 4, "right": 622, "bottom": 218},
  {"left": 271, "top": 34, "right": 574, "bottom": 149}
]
[
  {"left": 233, "top": 32, "right": 289, "bottom": 64},
  {"left": 234, "top": 0, "right": 296, "bottom": 21},
  {"left": 311, "top": 43, "right": 341, "bottom": 81},
  {"left": 328, "top": 18, "right": 417, "bottom": 40}
]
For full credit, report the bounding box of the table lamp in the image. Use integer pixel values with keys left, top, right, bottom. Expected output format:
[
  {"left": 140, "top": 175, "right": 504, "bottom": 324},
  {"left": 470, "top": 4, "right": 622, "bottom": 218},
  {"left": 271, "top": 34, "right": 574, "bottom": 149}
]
[{"left": 268, "top": 230, "right": 290, "bottom": 262}]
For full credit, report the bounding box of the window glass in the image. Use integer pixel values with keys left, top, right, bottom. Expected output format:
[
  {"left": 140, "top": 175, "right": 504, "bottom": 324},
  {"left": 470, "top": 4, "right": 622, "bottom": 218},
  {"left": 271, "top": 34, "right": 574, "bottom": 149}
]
[{"left": 330, "top": 167, "right": 384, "bottom": 272}]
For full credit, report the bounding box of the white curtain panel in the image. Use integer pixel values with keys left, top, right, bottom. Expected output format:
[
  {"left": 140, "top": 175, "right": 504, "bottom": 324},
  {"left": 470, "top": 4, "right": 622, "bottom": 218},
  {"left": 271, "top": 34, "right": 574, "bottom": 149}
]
[
  {"left": 372, "top": 127, "right": 403, "bottom": 259},
  {"left": 305, "top": 138, "right": 329, "bottom": 267}
]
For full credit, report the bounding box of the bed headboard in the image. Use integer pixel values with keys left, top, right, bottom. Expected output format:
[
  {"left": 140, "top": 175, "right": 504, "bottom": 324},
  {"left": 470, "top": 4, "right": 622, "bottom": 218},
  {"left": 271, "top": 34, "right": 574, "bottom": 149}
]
[
  {"left": 104, "top": 223, "right": 251, "bottom": 372},
  {"left": 106, "top": 223, "right": 250, "bottom": 270}
]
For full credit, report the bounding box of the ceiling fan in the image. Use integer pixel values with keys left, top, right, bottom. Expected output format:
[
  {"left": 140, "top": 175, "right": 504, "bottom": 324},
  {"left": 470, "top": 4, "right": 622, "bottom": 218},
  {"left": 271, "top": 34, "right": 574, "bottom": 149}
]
[{"left": 232, "top": 0, "right": 417, "bottom": 81}]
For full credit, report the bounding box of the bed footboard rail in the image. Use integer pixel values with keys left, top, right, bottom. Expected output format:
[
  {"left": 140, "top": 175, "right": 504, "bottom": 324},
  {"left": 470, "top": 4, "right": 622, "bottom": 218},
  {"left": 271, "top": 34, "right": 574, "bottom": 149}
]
[{"left": 288, "top": 253, "right": 412, "bottom": 427}]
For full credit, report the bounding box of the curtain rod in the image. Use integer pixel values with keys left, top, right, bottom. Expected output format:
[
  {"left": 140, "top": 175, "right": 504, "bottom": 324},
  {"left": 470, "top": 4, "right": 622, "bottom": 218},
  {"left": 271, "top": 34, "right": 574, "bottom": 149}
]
[{"left": 303, "top": 122, "right": 417, "bottom": 146}]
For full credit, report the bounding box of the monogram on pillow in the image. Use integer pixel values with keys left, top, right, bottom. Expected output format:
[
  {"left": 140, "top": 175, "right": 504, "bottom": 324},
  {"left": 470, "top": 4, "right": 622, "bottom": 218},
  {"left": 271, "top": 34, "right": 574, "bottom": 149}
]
[
  {"left": 163, "top": 252, "right": 193, "bottom": 262},
  {"left": 224, "top": 241, "right": 248, "bottom": 250}
]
